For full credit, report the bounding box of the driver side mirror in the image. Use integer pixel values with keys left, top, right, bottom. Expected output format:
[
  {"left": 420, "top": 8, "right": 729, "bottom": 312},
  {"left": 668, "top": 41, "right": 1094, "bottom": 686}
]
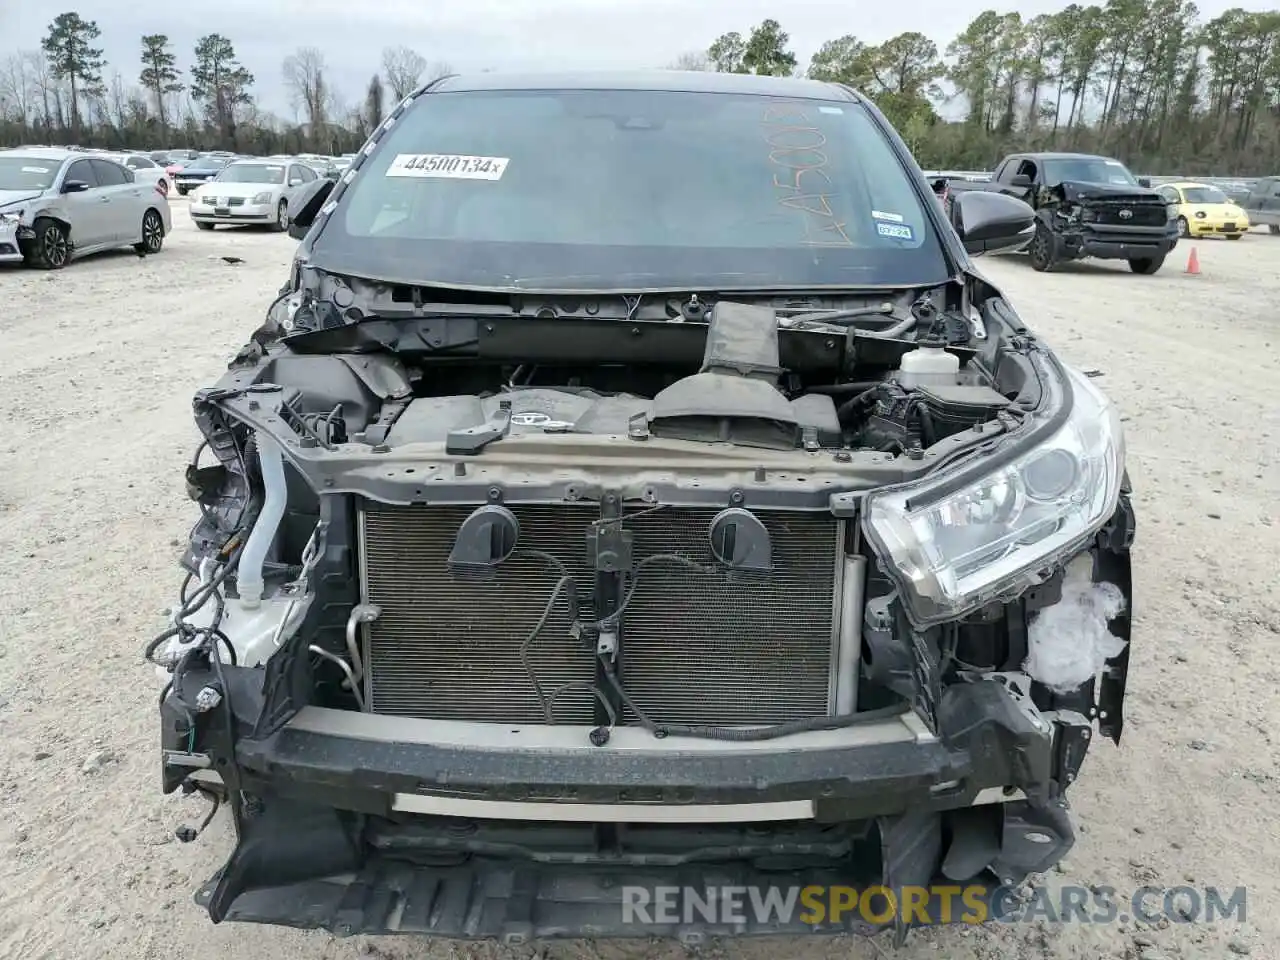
[
  {"left": 287, "top": 178, "right": 335, "bottom": 239},
  {"left": 61, "top": 179, "right": 90, "bottom": 194},
  {"left": 1137, "top": 177, "right": 1152, "bottom": 188},
  {"left": 1008, "top": 173, "right": 1033, "bottom": 189},
  {"left": 950, "top": 190, "right": 1036, "bottom": 256}
]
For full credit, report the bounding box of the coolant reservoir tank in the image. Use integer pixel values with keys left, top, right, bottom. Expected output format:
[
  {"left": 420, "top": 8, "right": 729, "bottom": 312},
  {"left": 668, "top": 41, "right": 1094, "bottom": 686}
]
[{"left": 897, "top": 342, "right": 960, "bottom": 389}]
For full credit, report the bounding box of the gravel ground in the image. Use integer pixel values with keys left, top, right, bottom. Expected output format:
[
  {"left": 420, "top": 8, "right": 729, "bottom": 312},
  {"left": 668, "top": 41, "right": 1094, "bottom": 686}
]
[{"left": 0, "top": 203, "right": 1276, "bottom": 960}]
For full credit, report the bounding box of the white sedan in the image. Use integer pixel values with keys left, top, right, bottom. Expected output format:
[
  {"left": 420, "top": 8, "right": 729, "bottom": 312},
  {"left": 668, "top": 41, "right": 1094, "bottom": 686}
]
[
  {"left": 0, "top": 147, "right": 172, "bottom": 268},
  {"left": 117, "top": 153, "right": 173, "bottom": 196},
  {"left": 189, "top": 159, "right": 319, "bottom": 231}
]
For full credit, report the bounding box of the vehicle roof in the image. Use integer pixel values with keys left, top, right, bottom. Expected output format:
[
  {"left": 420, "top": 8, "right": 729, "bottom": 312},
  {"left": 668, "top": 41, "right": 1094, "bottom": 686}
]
[
  {"left": 0, "top": 147, "right": 77, "bottom": 162},
  {"left": 1017, "top": 152, "right": 1122, "bottom": 161},
  {"left": 430, "top": 69, "right": 856, "bottom": 102}
]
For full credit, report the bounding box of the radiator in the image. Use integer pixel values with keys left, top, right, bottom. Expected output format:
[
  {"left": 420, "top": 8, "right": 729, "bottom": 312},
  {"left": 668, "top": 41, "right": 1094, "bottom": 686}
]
[{"left": 359, "top": 502, "right": 844, "bottom": 726}]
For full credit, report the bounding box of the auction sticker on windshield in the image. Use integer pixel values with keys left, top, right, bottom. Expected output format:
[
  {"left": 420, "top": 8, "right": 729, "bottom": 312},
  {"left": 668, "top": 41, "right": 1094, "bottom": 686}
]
[
  {"left": 386, "top": 154, "right": 509, "bottom": 180},
  {"left": 876, "top": 221, "right": 914, "bottom": 241}
]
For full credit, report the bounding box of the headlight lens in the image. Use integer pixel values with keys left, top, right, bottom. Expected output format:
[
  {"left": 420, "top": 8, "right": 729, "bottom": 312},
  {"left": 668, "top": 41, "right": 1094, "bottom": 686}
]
[
  {"left": 863, "top": 365, "right": 1125, "bottom": 626},
  {"left": 252, "top": 191, "right": 272, "bottom": 204},
  {"left": 0, "top": 209, "right": 23, "bottom": 224}
]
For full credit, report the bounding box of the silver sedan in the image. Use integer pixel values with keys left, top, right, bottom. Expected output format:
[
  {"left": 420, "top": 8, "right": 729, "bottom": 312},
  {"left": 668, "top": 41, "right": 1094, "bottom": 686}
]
[
  {"left": 189, "top": 159, "right": 319, "bottom": 231},
  {"left": 0, "top": 148, "right": 172, "bottom": 269}
]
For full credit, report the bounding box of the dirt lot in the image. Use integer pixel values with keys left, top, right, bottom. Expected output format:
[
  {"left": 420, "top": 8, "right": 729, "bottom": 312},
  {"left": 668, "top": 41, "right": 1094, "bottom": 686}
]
[{"left": 0, "top": 202, "right": 1277, "bottom": 960}]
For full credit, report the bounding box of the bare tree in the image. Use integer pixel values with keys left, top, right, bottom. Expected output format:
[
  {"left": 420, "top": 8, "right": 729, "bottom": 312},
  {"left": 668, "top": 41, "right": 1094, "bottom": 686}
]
[
  {"left": 282, "top": 46, "right": 329, "bottom": 131},
  {"left": 381, "top": 45, "right": 427, "bottom": 100},
  {"left": 667, "top": 51, "right": 711, "bottom": 71},
  {"left": 24, "top": 49, "right": 56, "bottom": 131},
  {"left": 105, "top": 70, "right": 129, "bottom": 132},
  {"left": 0, "top": 54, "right": 33, "bottom": 128}
]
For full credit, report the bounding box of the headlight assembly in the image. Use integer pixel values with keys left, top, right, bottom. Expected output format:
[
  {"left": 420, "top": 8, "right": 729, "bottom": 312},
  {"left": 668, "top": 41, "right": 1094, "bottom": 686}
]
[
  {"left": 252, "top": 191, "right": 272, "bottom": 204},
  {"left": 862, "top": 365, "right": 1125, "bottom": 626}
]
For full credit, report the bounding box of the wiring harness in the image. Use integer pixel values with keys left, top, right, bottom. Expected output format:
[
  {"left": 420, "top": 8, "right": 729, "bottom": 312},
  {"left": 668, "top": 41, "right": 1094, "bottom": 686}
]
[{"left": 516, "top": 548, "right": 909, "bottom": 744}]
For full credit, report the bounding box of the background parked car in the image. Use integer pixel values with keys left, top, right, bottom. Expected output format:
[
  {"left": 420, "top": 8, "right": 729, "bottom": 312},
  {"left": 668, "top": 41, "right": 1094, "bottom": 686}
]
[
  {"left": 164, "top": 149, "right": 199, "bottom": 179},
  {"left": 174, "top": 156, "right": 232, "bottom": 195},
  {"left": 299, "top": 156, "right": 340, "bottom": 179},
  {"left": 189, "top": 158, "right": 317, "bottom": 231},
  {"left": 1156, "top": 181, "right": 1250, "bottom": 239},
  {"left": 0, "top": 147, "right": 171, "bottom": 268},
  {"left": 106, "top": 152, "right": 173, "bottom": 196}
]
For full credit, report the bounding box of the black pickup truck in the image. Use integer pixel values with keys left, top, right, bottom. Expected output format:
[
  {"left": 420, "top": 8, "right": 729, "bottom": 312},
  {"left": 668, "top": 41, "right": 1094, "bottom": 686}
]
[
  {"left": 939, "top": 152, "right": 1179, "bottom": 274},
  {"left": 1240, "top": 176, "right": 1280, "bottom": 234}
]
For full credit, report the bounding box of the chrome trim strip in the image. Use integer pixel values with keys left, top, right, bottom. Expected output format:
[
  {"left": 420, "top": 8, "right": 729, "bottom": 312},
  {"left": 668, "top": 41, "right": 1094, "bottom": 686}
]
[{"left": 389, "top": 795, "right": 815, "bottom": 823}]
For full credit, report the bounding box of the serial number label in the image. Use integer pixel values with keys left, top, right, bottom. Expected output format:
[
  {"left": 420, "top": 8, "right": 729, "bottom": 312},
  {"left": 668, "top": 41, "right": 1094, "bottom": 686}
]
[{"left": 386, "top": 154, "right": 510, "bottom": 180}]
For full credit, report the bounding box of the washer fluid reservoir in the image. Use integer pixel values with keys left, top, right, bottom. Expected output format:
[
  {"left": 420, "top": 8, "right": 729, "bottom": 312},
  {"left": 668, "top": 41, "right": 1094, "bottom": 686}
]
[{"left": 896, "top": 341, "right": 960, "bottom": 389}]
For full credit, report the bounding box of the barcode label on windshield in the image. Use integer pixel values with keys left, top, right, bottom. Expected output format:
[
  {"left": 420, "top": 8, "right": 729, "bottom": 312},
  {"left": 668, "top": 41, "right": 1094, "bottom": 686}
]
[{"left": 387, "top": 154, "right": 509, "bottom": 180}]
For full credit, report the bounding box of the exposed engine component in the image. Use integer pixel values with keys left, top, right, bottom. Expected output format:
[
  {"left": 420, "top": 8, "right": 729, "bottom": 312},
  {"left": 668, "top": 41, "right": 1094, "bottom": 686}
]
[
  {"left": 913, "top": 384, "right": 1012, "bottom": 436},
  {"left": 646, "top": 301, "right": 842, "bottom": 449}
]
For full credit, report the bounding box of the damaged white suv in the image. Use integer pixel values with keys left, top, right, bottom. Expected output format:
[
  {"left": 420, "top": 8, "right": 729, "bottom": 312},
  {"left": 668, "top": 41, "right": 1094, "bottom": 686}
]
[{"left": 149, "top": 70, "right": 1135, "bottom": 945}]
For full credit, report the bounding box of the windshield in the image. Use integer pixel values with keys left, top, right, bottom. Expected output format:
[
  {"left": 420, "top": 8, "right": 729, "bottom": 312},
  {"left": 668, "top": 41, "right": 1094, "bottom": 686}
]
[
  {"left": 1044, "top": 157, "right": 1138, "bottom": 187},
  {"left": 1181, "top": 186, "right": 1228, "bottom": 204},
  {"left": 311, "top": 88, "right": 949, "bottom": 291},
  {"left": 216, "top": 163, "right": 286, "bottom": 184},
  {"left": 0, "top": 156, "right": 58, "bottom": 192}
]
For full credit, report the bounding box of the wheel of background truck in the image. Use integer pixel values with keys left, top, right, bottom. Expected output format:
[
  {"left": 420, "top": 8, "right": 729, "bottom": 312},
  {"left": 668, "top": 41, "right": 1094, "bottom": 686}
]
[
  {"left": 196, "top": 221, "right": 215, "bottom": 231},
  {"left": 177, "top": 186, "right": 188, "bottom": 196},
  {"left": 1226, "top": 233, "right": 1242, "bottom": 240},
  {"left": 1028, "top": 222, "right": 1056, "bottom": 272},
  {"left": 273, "top": 199, "right": 289, "bottom": 232},
  {"left": 25, "top": 217, "right": 71, "bottom": 270},
  {"left": 1177, "top": 216, "right": 1189, "bottom": 237},
  {"left": 1269, "top": 224, "right": 1279, "bottom": 235},
  {"left": 135, "top": 209, "right": 165, "bottom": 254},
  {"left": 1128, "top": 255, "right": 1165, "bottom": 274}
]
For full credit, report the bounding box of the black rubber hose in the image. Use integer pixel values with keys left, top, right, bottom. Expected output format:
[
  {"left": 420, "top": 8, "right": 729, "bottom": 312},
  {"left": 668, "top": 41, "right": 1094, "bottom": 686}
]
[
  {"left": 917, "top": 401, "right": 938, "bottom": 447},
  {"left": 835, "top": 385, "right": 882, "bottom": 423},
  {"left": 602, "top": 663, "right": 911, "bottom": 742}
]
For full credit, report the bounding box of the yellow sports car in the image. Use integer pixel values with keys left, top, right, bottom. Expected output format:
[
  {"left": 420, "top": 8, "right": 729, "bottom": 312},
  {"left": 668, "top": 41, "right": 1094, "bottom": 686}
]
[{"left": 1158, "top": 181, "right": 1250, "bottom": 239}]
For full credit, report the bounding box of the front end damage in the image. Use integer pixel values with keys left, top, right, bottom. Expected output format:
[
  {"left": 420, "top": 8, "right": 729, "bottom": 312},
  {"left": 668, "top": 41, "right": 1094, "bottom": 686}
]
[
  {"left": 151, "top": 292, "right": 1134, "bottom": 944},
  {"left": 1038, "top": 180, "right": 1178, "bottom": 263}
]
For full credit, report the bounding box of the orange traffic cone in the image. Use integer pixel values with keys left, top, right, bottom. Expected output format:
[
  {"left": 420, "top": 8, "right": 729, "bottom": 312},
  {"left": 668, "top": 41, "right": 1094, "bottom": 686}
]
[{"left": 1185, "top": 246, "right": 1200, "bottom": 275}]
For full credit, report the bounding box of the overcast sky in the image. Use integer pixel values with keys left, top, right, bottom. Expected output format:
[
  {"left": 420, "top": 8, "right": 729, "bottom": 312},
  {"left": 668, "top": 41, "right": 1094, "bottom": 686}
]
[{"left": 4, "top": 0, "right": 1275, "bottom": 118}]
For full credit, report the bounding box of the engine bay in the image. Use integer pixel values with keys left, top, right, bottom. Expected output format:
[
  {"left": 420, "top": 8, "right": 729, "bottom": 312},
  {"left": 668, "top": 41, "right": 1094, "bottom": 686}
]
[{"left": 232, "top": 291, "right": 1039, "bottom": 463}]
